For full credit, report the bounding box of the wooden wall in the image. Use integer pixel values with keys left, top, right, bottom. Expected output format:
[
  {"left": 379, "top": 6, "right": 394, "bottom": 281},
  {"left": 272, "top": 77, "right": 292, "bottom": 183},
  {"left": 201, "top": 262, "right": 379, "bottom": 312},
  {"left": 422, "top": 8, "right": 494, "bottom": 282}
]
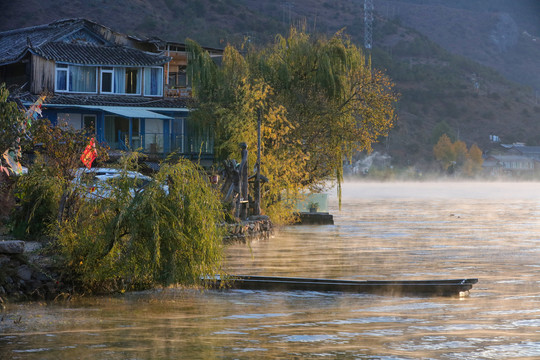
[{"left": 31, "top": 55, "right": 55, "bottom": 93}]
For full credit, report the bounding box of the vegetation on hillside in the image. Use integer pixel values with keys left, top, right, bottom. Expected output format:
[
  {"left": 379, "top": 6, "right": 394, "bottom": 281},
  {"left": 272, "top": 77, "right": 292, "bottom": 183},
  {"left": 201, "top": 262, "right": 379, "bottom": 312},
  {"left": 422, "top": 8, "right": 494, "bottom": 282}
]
[{"left": 368, "top": 16, "right": 538, "bottom": 169}]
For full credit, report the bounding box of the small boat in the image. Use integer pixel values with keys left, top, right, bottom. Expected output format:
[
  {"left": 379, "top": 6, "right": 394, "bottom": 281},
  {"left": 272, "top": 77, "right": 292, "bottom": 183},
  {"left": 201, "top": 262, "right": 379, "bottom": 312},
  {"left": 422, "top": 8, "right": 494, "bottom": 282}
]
[{"left": 204, "top": 275, "right": 478, "bottom": 297}]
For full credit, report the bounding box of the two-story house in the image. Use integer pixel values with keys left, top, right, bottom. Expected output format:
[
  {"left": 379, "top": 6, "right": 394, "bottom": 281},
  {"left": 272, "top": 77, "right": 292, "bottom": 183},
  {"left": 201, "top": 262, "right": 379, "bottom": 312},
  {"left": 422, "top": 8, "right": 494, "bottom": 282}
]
[
  {"left": 483, "top": 143, "right": 540, "bottom": 176},
  {"left": 0, "top": 18, "right": 221, "bottom": 165}
]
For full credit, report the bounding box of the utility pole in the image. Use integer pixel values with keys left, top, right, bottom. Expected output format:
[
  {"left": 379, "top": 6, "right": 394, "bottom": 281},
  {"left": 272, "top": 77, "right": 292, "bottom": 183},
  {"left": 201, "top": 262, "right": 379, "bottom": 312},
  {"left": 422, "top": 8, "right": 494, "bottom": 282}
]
[{"left": 364, "top": 0, "right": 374, "bottom": 50}]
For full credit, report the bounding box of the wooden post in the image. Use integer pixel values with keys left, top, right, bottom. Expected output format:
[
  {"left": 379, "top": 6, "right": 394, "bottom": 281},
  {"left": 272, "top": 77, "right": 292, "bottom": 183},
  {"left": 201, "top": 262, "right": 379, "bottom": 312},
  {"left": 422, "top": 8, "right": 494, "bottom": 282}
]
[
  {"left": 254, "top": 109, "right": 262, "bottom": 215},
  {"left": 239, "top": 142, "right": 249, "bottom": 220}
]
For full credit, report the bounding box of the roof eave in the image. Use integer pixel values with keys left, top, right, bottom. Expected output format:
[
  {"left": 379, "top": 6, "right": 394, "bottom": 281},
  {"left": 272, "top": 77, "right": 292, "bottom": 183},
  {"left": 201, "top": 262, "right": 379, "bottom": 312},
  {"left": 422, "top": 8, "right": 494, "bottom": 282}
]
[{"left": 0, "top": 47, "right": 31, "bottom": 66}]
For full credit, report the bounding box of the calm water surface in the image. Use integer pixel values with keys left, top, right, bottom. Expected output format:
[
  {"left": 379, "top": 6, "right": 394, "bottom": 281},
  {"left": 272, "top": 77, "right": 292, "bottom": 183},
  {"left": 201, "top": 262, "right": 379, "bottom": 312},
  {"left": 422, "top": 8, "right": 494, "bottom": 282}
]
[{"left": 2, "top": 182, "right": 540, "bottom": 359}]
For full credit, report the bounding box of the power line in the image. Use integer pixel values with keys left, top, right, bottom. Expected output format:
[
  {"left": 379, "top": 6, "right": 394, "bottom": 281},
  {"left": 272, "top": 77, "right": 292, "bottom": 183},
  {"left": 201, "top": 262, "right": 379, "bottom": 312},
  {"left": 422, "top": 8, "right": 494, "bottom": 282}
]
[{"left": 282, "top": 2, "right": 295, "bottom": 25}]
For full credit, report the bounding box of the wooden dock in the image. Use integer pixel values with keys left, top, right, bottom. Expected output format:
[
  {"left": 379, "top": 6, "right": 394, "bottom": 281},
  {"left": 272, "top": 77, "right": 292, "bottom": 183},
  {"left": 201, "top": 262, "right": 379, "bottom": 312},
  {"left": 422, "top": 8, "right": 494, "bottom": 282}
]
[{"left": 295, "top": 212, "right": 334, "bottom": 225}]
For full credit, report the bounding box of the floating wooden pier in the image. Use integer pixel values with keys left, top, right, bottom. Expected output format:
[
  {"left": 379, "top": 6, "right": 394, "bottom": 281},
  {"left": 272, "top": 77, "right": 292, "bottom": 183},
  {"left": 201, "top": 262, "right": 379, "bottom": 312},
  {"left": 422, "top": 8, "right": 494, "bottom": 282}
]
[
  {"left": 295, "top": 212, "right": 334, "bottom": 225},
  {"left": 205, "top": 275, "right": 478, "bottom": 297}
]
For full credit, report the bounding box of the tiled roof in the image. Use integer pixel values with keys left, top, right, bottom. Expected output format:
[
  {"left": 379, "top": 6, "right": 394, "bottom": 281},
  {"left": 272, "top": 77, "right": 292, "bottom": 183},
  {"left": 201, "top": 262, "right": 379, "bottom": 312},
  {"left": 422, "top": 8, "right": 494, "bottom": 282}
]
[
  {"left": 511, "top": 145, "right": 540, "bottom": 155},
  {"left": 17, "top": 92, "right": 191, "bottom": 109},
  {"left": 0, "top": 19, "right": 93, "bottom": 64},
  {"left": 489, "top": 155, "right": 536, "bottom": 162},
  {"left": 33, "top": 42, "right": 170, "bottom": 66},
  {"left": 0, "top": 18, "right": 169, "bottom": 66}
]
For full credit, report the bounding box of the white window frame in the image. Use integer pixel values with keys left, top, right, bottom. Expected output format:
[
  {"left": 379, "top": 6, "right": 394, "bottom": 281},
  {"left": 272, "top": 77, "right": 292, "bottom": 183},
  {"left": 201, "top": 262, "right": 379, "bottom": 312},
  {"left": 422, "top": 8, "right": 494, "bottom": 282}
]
[
  {"left": 55, "top": 64, "right": 68, "bottom": 92},
  {"left": 56, "top": 64, "right": 166, "bottom": 96},
  {"left": 100, "top": 67, "right": 114, "bottom": 94},
  {"left": 55, "top": 63, "right": 97, "bottom": 94}
]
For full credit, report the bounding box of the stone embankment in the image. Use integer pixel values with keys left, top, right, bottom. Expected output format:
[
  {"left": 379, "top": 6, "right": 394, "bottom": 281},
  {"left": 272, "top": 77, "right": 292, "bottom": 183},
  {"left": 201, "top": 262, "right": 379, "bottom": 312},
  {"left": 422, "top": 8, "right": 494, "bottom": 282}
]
[
  {"left": 0, "top": 240, "right": 60, "bottom": 302},
  {"left": 223, "top": 215, "right": 273, "bottom": 243},
  {"left": 0, "top": 216, "right": 273, "bottom": 302}
]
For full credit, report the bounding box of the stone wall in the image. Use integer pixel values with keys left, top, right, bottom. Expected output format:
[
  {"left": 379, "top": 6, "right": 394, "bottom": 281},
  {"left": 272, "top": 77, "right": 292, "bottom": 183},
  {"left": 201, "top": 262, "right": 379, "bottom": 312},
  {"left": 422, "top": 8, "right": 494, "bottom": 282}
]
[
  {"left": 222, "top": 215, "right": 273, "bottom": 243},
  {"left": 0, "top": 240, "right": 60, "bottom": 301}
]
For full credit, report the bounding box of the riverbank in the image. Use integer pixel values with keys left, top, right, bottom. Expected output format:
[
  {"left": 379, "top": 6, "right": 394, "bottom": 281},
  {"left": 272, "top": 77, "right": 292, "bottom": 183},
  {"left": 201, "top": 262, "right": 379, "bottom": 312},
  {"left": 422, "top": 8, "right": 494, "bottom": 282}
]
[
  {"left": 0, "top": 240, "right": 61, "bottom": 302},
  {"left": 0, "top": 216, "right": 273, "bottom": 303}
]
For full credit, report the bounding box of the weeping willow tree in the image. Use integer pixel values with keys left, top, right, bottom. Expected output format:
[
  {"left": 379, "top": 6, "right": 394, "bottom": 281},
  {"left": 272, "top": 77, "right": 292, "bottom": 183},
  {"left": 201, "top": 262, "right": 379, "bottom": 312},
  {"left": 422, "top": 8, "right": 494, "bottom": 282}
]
[
  {"left": 188, "top": 27, "right": 398, "bottom": 217},
  {"left": 188, "top": 42, "right": 306, "bottom": 223},
  {"left": 54, "top": 155, "right": 224, "bottom": 293}
]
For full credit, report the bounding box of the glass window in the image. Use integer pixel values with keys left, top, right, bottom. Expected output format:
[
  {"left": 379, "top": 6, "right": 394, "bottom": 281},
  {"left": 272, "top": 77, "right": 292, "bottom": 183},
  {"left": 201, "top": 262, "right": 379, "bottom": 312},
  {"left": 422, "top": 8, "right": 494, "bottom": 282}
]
[
  {"left": 57, "top": 112, "right": 81, "bottom": 129},
  {"left": 125, "top": 68, "right": 140, "bottom": 94},
  {"left": 114, "top": 68, "right": 125, "bottom": 94},
  {"left": 104, "top": 115, "right": 115, "bottom": 146},
  {"left": 101, "top": 68, "right": 113, "bottom": 93},
  {"left": 178, "top": 66, "right": 187, "bottom": 87},
  {"left": 172, "top": 117, "right": 185, "bottom": 153},
  {"left": 144, "top": 67, "right": 163, "bottom": 96},
  {"left": 83, "top": 115, "right": 96, "bottom": 133},
  {"left": 69, "top": 65, "right": 97, "bottom": 93},
  {"left": 56, "top": 64, "right": 68, "bottom": 92},
  {"left": 168, "top": 72, "right": 178, "bottom": 87},
  {"left": 104, "top": 115, "right": 130, "bottom": 150},
  {"left": 168, "top": 67, "right": 187, "bottom": 87},
  {"left": 55, "top": 64, "right": 96, "bottom": 93}
]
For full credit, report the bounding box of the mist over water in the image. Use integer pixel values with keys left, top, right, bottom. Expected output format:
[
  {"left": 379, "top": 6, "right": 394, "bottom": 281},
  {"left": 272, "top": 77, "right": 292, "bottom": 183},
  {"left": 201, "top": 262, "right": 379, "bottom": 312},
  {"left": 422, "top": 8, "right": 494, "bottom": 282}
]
[
  {"left": 2, "top": 181, "right": 540, "bottom": 359},
  {"left": 338, "top": 180, "right": 540, "bottom": 200}
]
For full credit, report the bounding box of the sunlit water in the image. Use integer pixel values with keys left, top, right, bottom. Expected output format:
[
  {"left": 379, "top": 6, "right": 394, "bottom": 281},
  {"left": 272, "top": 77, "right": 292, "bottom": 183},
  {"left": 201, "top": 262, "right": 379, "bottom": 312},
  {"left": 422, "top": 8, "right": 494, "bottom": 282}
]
[{"left": 2, "top": 182, "right": 540, "bottom": 359}]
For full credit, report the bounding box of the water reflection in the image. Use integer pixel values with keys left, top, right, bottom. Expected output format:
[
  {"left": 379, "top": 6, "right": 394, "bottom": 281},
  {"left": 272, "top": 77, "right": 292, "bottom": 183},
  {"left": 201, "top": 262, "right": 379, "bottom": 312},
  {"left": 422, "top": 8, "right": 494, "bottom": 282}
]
[{"left": 2, "top": 182, "right": 540, "bottom": 359}]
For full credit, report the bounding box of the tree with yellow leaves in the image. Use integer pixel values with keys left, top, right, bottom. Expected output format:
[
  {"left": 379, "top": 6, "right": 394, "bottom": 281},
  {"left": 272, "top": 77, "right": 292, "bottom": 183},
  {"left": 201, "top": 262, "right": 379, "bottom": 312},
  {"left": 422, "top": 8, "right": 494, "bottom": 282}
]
[
  {"left": 463, "top": 144, "right": 484, "bottom": 177},
  {"left": 187, "top": 27, "right": 398, "bottom": 220},
  {"left": 433, "top": 134, "right": 456, "bottom": 172},
  {"left": 453, "top": 140, "right": 468, "bottom": 167},
  {"left": 434, "top": 134, "right": 483, "bottom": 176}
]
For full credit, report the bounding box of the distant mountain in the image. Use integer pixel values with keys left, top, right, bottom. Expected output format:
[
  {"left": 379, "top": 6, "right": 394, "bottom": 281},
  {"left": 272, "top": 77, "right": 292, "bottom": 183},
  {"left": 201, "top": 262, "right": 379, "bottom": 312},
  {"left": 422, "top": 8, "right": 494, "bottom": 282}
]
[
  {"left": 2, "top": 0, "right": 540, "bottom": 169},
  {"left": 379, "top": 0, "right": 540, "bottom": 91}
]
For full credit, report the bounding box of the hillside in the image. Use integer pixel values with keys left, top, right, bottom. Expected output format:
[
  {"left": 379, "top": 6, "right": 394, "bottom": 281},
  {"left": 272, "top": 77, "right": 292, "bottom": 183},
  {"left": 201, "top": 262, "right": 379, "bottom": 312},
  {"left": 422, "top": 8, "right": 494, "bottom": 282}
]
[
  {"left": 379, "top": 1, "right": 540, "bottom": 93},
  {"left": 2, "top": 0, "right": 540, "bottom": 169},
  {"left": 370, "top": 17, "right": 539, "bottom": 167}
]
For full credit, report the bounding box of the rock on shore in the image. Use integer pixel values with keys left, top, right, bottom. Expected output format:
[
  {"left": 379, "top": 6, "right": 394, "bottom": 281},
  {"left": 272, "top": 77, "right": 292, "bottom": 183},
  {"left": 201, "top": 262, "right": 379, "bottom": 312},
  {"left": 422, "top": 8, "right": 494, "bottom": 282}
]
[{"left": 0, "top": 240, "right": 60, "bottom": 301}]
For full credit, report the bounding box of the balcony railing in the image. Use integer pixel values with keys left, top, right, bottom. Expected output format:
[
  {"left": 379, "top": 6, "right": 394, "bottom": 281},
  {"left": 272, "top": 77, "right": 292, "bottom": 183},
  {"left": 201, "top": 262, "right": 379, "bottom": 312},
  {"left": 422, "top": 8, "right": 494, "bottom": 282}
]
[
  {"left": 165, "top": 86, "right": 192, "bottom": 98},
  {"left": 116, "top": 131, "right": 212, "bottom": 158}
]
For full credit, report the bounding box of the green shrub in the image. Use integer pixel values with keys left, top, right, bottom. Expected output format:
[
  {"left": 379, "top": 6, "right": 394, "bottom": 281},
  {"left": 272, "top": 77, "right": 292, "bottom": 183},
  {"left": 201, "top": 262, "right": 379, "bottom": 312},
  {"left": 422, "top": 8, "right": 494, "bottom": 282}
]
[
  {"left": 11, "top": 155, "right": 65, "bottom": 240},
  {"left": 54, "top": 155, "right": 225, "bottom": 293},
  {"left": 10, "top": 118, "right": 104, "bottom": 240}
]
